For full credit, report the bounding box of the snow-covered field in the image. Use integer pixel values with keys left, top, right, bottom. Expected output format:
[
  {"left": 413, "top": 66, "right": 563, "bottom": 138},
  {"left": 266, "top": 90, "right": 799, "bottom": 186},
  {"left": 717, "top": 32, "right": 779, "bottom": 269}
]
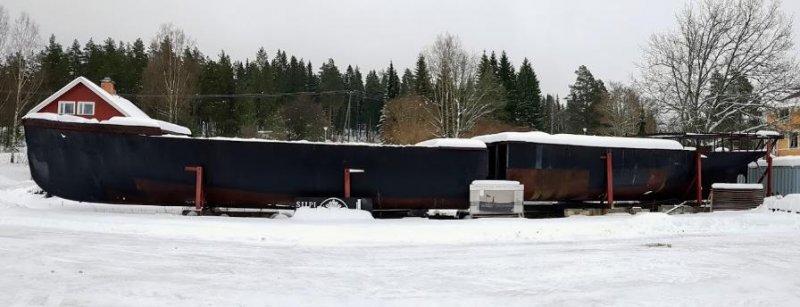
[{"left": 2, "top": 153, "right": 800, "bottom": 306}]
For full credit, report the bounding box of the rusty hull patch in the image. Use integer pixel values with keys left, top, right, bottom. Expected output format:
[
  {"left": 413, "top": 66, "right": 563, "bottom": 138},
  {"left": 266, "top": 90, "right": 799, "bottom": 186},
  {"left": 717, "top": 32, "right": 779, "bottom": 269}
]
[{"left": 507, "top": 168, "right": 671, "bottom": 201}]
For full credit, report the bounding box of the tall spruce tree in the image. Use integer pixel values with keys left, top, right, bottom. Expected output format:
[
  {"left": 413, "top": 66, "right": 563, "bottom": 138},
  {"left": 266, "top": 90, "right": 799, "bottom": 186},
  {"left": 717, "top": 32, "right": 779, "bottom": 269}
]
[
  {"left": 399, "top": 68, "right": 415, "bottom": 96},
  {"left": 413, "top": 54, "right": 431, "bottom": 97},
  {"left": 41, "top": 35, "right": 70, "bottom": 92},
  {"left": 515, "top": 58, "right": 542, "bottom": 129},
  {"left": 385, "top": 62, "right": 400, "bottom": 100},
  {"left": 477, "top": 51, "right": 505, "bottom": 120},
  {"left": 66, "top": 39, "right": 84, "bottom": 79},
  {"left": 363, "top": 70, "right": 385, "bottom": 135},
  {"left": 497, "top": 51, "right": 518, "bottom": 123},
  {"left": 565, "top": 65, "right": 608, "bottom": 134}
]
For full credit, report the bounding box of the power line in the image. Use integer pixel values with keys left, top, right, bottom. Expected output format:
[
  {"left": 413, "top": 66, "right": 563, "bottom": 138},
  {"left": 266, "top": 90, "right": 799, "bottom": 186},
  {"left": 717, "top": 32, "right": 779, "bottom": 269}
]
[{"left": 119, "top": 90, "right": 357, "bottom": 99}]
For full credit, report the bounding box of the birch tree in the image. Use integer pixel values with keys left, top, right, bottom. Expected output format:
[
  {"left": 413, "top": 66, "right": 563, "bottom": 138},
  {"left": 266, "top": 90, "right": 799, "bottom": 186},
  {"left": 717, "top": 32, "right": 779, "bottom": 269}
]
[
  {"left": 425, "top": 33, "right": 500, "bottom": 138},
  {"left": 142, "top": 24, "right": 199, "bottom": 124},
  {"left": 1, "top": 12, "right": 42, "bottom": 160},
  {"left": 638, "top": 0, "right": 798, "bottom": 132}
]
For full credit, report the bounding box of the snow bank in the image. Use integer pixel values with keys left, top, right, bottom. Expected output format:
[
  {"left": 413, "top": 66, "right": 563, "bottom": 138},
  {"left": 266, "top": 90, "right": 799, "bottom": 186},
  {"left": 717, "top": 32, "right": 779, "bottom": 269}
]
[
  {"left": 712, "top": 183, "right": 764, "bottom": 190},
  {"left": 415, "top": 138, "right": 486, "bottom": 149},
  {"left": 291, "top": 207, "right": 374, "bottom": 221},
  {"left": 762, "top": 195, "right": 800, "bottom": 213},
  {"left": 473, "top": 131, "right": 684, "bottom": 150}
]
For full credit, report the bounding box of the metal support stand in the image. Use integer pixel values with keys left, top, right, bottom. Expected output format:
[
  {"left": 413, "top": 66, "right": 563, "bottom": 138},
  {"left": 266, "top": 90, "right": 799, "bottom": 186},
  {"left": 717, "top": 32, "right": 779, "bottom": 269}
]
[
  {"left": 343, "top": 168, "right": 365, "bottom": 199},
  {"left": 602, "top": 150, "right": 614, "bottom": 209},
  {"left": 695, "top": 150, "right": 703, "bottom": 206},
  {"left": 766, "top": 141, "right": 773, "bottom": 197},
  {"left": 185, "top": 166, "right": 204, "bottom": 213},
  {"left": 344, "top": 168, "right": 351, "bottom": 198}
]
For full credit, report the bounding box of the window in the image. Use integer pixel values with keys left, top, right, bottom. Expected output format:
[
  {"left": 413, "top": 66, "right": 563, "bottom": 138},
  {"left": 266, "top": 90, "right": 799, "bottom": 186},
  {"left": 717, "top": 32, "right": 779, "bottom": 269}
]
[
  {"left": 77, "top": 101, "right": 95, "bottom": 116},
  {"left": 790, "top": 132, "right": 799, "bottom": 149},
  {"left": 779, "top": 108, "right": 790, "bottom": 119},
  {"left": 58, "top": 101, "right": 75, "bottom": 115}
]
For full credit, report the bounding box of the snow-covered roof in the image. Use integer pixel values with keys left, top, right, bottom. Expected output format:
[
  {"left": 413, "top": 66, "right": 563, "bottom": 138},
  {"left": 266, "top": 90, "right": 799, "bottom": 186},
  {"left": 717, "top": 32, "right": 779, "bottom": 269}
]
[
  {"left": 472, "top": 131, "right": 685, "bottom": 150},
  {"left": 415, "top": 138, "right": 487, "bottom": 149},
  {"left": 27, "top": 76, "right": 150, "bottom": 118},
  {"left": 755, "top": 130, "right": 780, "bottom": 137},
  {"left": 711, "top": 183, "right": 764, "bottom": 190},
  {"left": 749, "top": 156, "right": 800, "bottom": 168},
  {"left": 23, "top": 112, "right": 191, "bottom": 136}
]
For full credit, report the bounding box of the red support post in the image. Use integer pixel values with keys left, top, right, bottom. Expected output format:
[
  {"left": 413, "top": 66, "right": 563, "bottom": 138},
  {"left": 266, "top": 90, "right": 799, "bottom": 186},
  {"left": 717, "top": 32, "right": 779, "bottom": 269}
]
[
  {"left": 344, "top": 168, "right": 351, "bottom": 198},
  {"left": 184, "top": 166, "right": 204, "bottom": 212},
  {"left": 695, "top": 150, "right": 703, "bottom": 206},
  {"left": 766, "top": 141, "right": 773, "bottom": 197},
  {"left": 604, "top": 150, "right": 614, "bottom": 209}
]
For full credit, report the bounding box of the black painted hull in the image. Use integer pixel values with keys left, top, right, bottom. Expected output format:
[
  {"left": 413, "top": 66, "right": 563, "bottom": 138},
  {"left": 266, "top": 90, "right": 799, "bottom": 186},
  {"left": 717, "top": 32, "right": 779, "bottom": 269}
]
[
  {"left": 487, "top": 142, "right": 697, "bottom": 201},
  {"left": 23, "top": 119, "right": 488, "bottom": 210},
  {"left": 701, "top": 151, "right": 765, "bottom": 196}
]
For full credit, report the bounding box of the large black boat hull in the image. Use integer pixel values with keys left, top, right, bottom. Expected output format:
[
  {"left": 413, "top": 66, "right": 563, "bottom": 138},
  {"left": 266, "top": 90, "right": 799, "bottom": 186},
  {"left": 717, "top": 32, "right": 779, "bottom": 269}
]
[
  {"left": 24, "top": 120, "right": 488, "bottom": 210},
  {"left": 487, "top": 142, "right": 697, "bottom": 201}
]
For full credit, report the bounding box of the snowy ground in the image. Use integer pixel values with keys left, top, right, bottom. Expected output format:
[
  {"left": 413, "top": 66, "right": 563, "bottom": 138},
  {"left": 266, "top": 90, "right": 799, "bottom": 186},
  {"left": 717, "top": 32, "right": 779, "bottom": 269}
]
[{"left": 2, "top": 153, "right": 800, "bottom": 306}]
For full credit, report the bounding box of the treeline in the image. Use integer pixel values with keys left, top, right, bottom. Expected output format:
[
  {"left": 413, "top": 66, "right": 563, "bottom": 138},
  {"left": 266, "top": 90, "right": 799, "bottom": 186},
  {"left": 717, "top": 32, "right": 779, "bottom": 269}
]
[{"left": 1, "top": 7, "right": 656, "bottom": 151}]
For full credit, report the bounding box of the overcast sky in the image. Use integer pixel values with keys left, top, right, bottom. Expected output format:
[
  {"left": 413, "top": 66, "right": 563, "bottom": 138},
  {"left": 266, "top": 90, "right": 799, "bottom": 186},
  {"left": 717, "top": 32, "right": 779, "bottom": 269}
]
[{"left": 4, "top": 0, "right": 800, "bottom": 97}]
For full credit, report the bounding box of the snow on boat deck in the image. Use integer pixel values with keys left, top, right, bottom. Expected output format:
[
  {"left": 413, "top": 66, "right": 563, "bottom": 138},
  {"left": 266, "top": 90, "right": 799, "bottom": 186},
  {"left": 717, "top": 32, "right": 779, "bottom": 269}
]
[
  {"left": 2, "top": 153, "right": 800, "bottom": 306},
  {"left": 473, "top": 131, "right": 685, "bottom": 150}
]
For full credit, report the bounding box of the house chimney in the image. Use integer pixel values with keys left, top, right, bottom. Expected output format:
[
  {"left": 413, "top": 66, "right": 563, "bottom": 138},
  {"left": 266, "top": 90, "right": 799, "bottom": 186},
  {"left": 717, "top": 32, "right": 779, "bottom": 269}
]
[{"left": 100, "top": 77, "right": 116, "bottom": 95}]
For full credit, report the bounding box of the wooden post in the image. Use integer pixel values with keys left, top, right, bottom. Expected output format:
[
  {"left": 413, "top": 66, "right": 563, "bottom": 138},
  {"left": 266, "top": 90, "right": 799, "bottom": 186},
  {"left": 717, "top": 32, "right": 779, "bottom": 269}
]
[
  {"left": 695, "top": 150, "right": 703, "bottom": 206},
  {"left": 604, "top": 150, "right": 614, "bottom": 209},
  {"left": 184, "top": 166, "right": 204, "bottom": 212},
  {"left": 766, "top": 141, "right": 774, "bottom": 196}
]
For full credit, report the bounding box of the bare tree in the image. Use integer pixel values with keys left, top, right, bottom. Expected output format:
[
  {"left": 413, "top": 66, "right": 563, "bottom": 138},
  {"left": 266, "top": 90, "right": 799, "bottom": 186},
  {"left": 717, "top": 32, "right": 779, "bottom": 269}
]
[
  {"left": 424, "top": 33, "right": 499, "bottom": 138},
  {"left": 380, "top": 95, "right": 436, "bottom": 144},
  {"left": 0, "top": 6, "right": 8, "bottom": 55},
  {"left": 0, "top": 6, "right": 9, "bottom": 150},
  {"left": 1, "top": 12, "right": 42, "bottom": 160},
  {"left": 141, "top": 23, "right": 199, "bottom": 124},
  {"left": 604, "top": 82, "right": 656, "bottom": 136},
  {"left": 638, "top": 0, "right": 798, "bottom": 132}
]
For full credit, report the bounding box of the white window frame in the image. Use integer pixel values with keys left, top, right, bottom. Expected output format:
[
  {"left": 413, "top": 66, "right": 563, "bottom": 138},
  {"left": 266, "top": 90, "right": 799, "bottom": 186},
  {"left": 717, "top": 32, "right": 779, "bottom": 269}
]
[
  {"left": 58, "top": 101, "right": 76, "bottom": 115},
  {"left": 77, "top": 101, "right": 95, "bottom": 116}
]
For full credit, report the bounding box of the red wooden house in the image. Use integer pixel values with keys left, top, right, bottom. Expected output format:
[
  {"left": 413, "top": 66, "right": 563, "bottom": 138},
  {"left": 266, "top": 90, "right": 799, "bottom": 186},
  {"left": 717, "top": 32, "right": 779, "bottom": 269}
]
[{"left": 28, "top": 76, "right": 149, "bottom": 120}]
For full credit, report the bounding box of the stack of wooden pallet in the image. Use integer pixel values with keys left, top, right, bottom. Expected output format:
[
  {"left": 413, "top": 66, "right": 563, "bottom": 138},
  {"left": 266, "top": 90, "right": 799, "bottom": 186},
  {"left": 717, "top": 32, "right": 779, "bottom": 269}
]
[{"left": 710, "top": 183, "right": 765, "bottom": 211}]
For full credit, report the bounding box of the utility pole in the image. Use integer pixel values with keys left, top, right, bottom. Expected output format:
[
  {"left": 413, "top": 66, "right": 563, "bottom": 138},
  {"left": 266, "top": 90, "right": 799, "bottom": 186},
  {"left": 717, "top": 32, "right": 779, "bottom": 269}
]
[{"left": 344, "top": 91, "right": 353, "bottom": 142}]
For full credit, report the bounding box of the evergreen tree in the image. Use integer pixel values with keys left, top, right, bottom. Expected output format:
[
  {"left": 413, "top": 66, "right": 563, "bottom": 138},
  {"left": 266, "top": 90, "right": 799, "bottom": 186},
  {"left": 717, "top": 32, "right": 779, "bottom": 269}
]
[
  {"left": 399, "top": 68, "right": 415, "bottom": 96},
  {"left": 565, "top": 65, "right": 609, "bottom": 134},
  {"left": 306, "top": 62, "right": 318, "bottom": 92},
  {"left": 413, "top": 54, "right": 431, "bottom": 97},
  {"left": 66, "top": 39, "right": 84, "bottom": 78},
  {"left": 497, "top": 51, "right": 518, "bottom": 123},
  {"left": 477, "top": 51, "right": 505, "bottom": 120},
  {"left": 385, "top": 62, "right": 400, "bottom": 100},
  {"left": 126, "top": 38, "right": 148, "bottom": 96},
  {"left": 41, "top": 35, "right": 70, "bottom": 92},
  {"left": 82, "top": 39, "right": 101, "bottom": 80},
  {"left": 489, "top": 51, "right": 499, "bottom": 76},
  {"left": 515, "top": 58, "right": 541, "bottom": 129},
  {"left": 363, "top": 70, "right": 385, "bottom": 135},
  {"left": 318, "top": 58, "right": 345, "bottom": 135}
]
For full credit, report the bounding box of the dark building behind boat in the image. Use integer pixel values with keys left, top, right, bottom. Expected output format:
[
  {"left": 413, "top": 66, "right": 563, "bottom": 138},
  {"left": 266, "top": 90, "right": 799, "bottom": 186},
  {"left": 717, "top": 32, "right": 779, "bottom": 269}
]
[
  {"left": 482, "top": 138, "right": 697, "bottom": 202},
  {"left": 24, "top": 119, "right": 488, "bottom": 210}
]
